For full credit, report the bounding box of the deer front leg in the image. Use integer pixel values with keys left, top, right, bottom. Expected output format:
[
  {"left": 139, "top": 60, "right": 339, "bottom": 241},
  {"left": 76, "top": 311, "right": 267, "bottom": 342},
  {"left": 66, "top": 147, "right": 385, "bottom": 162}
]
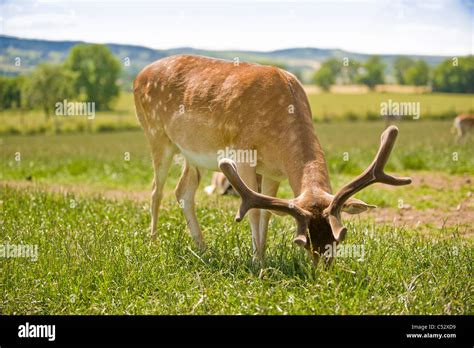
[
  {"left": 175, "top": 160, "right": 206, "bottom": 251},
  {"left": 258, "top": 176, "right": 280, "bottom": 261},
  {"left": 234, "top": 163, "right": 262, "bottom": 262}
]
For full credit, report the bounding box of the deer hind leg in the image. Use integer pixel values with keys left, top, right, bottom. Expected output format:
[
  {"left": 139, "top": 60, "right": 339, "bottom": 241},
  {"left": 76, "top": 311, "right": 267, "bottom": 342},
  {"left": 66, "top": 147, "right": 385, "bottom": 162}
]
[
  {"left": 456, "top": 126, "right": 463, "bottom": 142},
  {"left": 175, "top": 160, "right": 206, "bottom": 251},
  {"left": 134, "top": 94, "right": 176, "bottom": 242},
  {"left": 257, "top": 176, "right": 280, "bottom": 261},
  {"left": 149, "top": 131, "right": 176, "bottom": 242},
  {"left": 235, "top": 163, "right": 262, "bottom": 261},
  {"left": 454, "top": 120, "right": 465, "bottom": 143},
  {"left": 459, "top": 124, "right": 471, "bottom": 143}
]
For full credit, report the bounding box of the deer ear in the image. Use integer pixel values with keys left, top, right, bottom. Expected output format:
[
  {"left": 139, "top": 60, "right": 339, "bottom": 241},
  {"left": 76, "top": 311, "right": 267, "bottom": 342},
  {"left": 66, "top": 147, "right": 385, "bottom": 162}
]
[{"left": 342, "top": 198, "right": 376, "bottom": 214}]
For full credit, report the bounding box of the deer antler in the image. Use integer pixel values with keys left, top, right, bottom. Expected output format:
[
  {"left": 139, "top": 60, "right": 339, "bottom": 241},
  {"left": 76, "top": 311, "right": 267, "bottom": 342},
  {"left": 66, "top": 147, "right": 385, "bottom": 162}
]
[
  {"left": 218, "top": 159, "right": 312, "bottom": 246},
  {"left": 323, "top": 126, "right": 412, "bottom": 242}
]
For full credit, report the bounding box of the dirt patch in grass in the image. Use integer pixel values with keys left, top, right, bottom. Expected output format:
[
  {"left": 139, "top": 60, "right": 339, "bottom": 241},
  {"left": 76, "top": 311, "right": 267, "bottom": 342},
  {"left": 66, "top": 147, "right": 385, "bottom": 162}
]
[
  {"left": 1, "top": 180, "right": 151, "bottom": 203},
  {"left": 377, "top": 171, "right": 472, "bottom": 191},
  {"left": 3, "top": 171, "right": 473, "bottom": 237},
  {"left": 348, "top": 172, "right": 473, "bottom": 237},
  {"left": 358, "top": 205, "right": 472, "bottom": 236}
]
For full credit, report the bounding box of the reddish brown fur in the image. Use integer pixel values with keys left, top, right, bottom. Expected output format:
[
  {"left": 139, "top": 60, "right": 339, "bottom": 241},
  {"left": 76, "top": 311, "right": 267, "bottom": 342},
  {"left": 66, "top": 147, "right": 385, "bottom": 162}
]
[
  {"left": 134, "top": 55, "right": 330, "bottom": 192},
  {"left": 456, "top": 114, "right": 474, "bottom": 122},
  {"left": 134, "top": 55, "right": 387, "bottom": 263}
]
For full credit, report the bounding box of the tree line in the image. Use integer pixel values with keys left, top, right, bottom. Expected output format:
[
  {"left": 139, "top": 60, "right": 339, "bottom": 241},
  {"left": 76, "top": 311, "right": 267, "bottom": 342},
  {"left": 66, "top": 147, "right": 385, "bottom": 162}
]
[
  {"left": 0, "top": 44, "right": 121, "bottom": 117},
  {"left": 313, "top": 55, "right": 474, "bottom": 93},
  {"left": 1, "top": 49, "right": 473, "bottom": 115}
]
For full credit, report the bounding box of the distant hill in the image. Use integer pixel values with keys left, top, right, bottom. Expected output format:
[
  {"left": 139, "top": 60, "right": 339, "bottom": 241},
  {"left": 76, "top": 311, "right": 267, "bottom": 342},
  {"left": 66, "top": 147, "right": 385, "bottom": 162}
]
[{"left": 0, "top": 35, "right": 451, "bottom": 87}]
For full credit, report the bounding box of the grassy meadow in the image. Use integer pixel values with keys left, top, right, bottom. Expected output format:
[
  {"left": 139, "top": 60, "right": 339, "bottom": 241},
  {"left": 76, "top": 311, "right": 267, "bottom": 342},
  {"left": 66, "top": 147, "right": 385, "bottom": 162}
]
[
  {"left": 1, "top": 184, "right": 471, "bottom": 314},
  {"left": 307, "top": 91, "right": 474, "bottom": 121},
  {"left": 1, "top": 91, "right": 473, "bottom": 135},
  {"left": 1, "top": 91, "right": 473, "bottom": 315}
]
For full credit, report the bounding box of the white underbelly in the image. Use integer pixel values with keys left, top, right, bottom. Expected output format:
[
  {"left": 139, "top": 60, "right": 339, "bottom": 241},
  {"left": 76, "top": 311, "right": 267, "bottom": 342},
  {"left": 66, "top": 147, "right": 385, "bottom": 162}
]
[
  {"left": 176, "top": 145, "right": 285, "bottom": 182},
  {"left": 177, "top": 146, "right": 220, "bottom": 170}
]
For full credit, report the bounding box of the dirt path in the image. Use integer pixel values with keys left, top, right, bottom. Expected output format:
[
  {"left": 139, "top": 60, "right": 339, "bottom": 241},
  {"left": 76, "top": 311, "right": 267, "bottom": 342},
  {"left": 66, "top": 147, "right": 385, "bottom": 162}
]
[
  {"left": 357, "top": 173, "right": 473, "bottom": 236},
  {"left": 360, "top": 206, "right": 472, "bottom": 234},
  {"left": 3, "top": 172, "right": 473, "bottom": 237},
  {"left": 1, "top": 180, "right": 151, "bottom": 203}
]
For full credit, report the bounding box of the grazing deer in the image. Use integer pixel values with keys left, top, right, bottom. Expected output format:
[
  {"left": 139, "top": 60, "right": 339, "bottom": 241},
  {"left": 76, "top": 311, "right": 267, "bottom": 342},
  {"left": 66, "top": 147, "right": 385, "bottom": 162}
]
[
  {"left": 204, "top": 172, "right": 261, "bottom": 196},
  {"left": 204, "top": 172, "right": 237, "bottom": 196},
  {"left": 453, "top": 114, "right": 474, "bottom": 142},
  {"left": 134, "top": 55, "right": 411, "bottom": 264}
]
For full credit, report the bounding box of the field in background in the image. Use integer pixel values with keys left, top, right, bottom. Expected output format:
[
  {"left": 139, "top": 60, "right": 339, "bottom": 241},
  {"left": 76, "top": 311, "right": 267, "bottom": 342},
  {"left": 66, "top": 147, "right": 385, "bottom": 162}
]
[
  {"left": 303, "top": 84, "right": 432, "bottom": 95},
  {"left": 1, "top": 91, "right": 473, "bottom": 135},
  {"left": 307, "top": 92, "right": 473, "bottom": 121},
  {"left": 0, "top": 92, "right": 136, "bottom": 135},
  {"left": 2, "top": 121, "right": 473, "bottom": 191}
]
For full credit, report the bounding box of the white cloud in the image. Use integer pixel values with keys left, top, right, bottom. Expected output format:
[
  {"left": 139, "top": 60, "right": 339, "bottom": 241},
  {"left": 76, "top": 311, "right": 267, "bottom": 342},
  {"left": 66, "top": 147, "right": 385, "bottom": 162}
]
[{"left": 1, "top": 0, "right": 472, "bottom": 56}]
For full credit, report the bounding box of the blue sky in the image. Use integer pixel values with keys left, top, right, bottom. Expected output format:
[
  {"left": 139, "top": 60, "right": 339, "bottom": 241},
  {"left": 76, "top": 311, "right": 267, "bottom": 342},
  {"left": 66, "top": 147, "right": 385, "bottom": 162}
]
[{"left": 0, "top": 0, "right": 472, "bottom": 56}]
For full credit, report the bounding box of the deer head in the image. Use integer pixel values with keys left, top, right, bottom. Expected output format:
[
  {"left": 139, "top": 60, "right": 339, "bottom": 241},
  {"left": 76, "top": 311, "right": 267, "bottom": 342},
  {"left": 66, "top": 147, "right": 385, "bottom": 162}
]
[{"left": 219, "top": 125, "right": 412, "bottom": 264}]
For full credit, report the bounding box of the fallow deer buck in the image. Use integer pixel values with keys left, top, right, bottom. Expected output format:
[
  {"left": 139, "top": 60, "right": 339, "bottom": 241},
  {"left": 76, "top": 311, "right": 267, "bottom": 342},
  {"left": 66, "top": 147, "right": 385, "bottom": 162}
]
[{"left": 134, "top": 55, "right": 412, "bottom": 264}]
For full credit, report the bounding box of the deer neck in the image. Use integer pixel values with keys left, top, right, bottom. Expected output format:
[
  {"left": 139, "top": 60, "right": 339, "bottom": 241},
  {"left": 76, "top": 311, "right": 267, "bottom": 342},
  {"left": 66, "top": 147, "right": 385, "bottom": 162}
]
[{"left": 285, "top": 138, "right": 332, "bottom": 198}]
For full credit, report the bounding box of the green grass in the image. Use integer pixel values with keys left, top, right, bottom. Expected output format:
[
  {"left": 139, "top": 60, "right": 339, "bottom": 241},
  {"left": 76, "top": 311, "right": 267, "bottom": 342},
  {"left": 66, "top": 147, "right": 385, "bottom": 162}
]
[
  {"left": 2, "top": 121, "right": 472, "bottom": 194},
  {"left": 0, "top": 93, "right": 138, "bottom": 135},
  {"left": 352, "top": 178, "right": 471, "bottom": 211},
  {"left": 1, "top": 119, "right": 472, "bottom": 315},
  {"left": 1, "top": 186, "right": 472, "bottom": 314},
  {"left": 308, "top": 92, "right": 474, "bottom": 121},
  {"left": 1, "top": 91, "right": 473, "bottom": 135}
]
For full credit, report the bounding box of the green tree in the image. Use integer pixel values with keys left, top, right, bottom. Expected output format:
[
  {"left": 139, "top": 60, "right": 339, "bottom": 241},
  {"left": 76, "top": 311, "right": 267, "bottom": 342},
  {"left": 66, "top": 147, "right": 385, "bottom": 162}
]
[
  {"left": 313, "top": 58, "right": 342, "bottom": 91},
  {"left": 0, "top": 76, "right": 25, "bottom": 110},
  {"left": 357, "top": 56, "right": 385, "bottom": 89},
  {"left": 23, "top": 64, "right": 77, "bottom": 119},
  {"left": 404, "top": 60, "right": 430, "bottom": 86},
  {"left": 432, "top": 56, "right": 474, "bottom": 93},
  {"left": 65, "top": 44, "right": 121, "bottom": 110},
  {"left": 393, "top": 57, "right": 415, "bottom": 85}
]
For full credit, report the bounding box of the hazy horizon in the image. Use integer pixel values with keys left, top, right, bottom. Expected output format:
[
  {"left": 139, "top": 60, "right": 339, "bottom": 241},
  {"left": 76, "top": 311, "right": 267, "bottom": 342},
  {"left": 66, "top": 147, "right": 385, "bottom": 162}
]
[
  {"left": 0, "top": 0, "right": 473, "bottom": 56},
  {"left": 1, "top": 33, "right": 467, "bottom": 58}
]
